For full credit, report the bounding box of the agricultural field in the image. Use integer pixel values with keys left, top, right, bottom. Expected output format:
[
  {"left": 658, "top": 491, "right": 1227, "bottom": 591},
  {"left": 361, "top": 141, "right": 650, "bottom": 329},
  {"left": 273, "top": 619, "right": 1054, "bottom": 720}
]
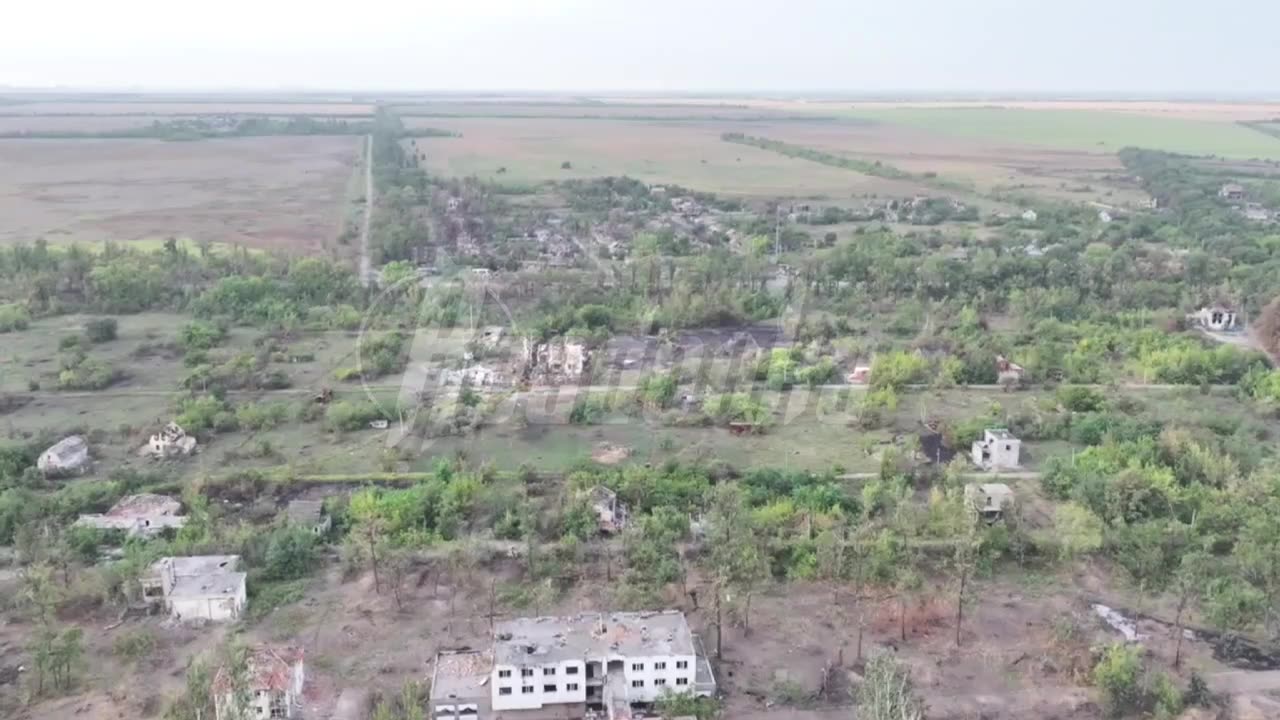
[
  {"left": 0, "top": 101, "right": 375, "bottom": 116},
  {"left": 0, "top": 136, "right": 362, "bottom": 251},
  {"left": 407, "top": 117, "right": 936, "bottom": 197},
  {"left": 845, "top": 106, "right": 1280, "bottom": 159}
]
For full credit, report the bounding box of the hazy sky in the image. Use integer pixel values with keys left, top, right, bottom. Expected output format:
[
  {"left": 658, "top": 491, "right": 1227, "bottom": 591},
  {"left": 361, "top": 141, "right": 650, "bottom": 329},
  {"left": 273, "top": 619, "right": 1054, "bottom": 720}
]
[{"left": 3, "top": 0, "right": 1278, "bottom": 93}]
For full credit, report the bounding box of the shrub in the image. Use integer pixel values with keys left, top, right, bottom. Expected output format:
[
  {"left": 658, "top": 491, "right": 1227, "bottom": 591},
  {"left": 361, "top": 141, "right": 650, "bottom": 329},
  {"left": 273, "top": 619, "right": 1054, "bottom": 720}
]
[
  {"left": 1093, "top": 644, "right": 1143, "bottom": 717},
  {"left": 235, "top": 402, "right": 289, "bottom": 431},
  {"left": 179, "top": 320, "right": 228, "bottom": 352},
  {"left": 84, "top": 318, "right": 118, "bottom": 343},
  {"left": 177, "top": 395, "right": 237, "bottom": 434},
  {"left": 1057, "top": 385, "right": 1106, "bottom": 412},
  {"left": 324, "top": 401, "right": 386, "bottom": 432},
  {"left": 112, "top": 629, "right": 156, "bottom": 661},
  {"left": 57, "top": 354, "right": 119, "bottom": 390},
  {"left": 0, "top": 303, "right": 30, "bottom": 332}
]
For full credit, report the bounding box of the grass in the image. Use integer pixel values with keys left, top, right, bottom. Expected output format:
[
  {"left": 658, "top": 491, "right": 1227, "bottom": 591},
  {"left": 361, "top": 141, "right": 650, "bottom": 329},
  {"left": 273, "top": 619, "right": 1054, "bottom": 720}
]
[{"left": 849, "top": 107, "right": 1280, "bottom": 159}]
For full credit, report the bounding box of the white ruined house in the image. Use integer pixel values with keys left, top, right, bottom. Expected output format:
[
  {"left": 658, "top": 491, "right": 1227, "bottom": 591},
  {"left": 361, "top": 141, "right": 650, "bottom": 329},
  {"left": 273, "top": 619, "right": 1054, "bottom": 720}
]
[
  {"left": 75, "top": 493, "right": 186, "bottom": 538},
  {"left": 432, "top": 611, "right": 715, "bottom": 720},
  {"left": 523, "top": 338, "right": 589, "bottom": 379},
  {"left": 147, "top": 422, "right": 198, "bottom": 458},
  {"left": 214, "top": 645, "right": 305, "bottom": 720},
  {"left": 1191, "top": 305, "right": 1238, "bottom": 331},
  {"left": 971, "top": 428, "right": 1021, "bottom": 471},
  {"left": 37, "top": 435, "right": 91, "bottom": 477},
  {"left": 142, "top": 555, "right": 247, "bottom": 622}
]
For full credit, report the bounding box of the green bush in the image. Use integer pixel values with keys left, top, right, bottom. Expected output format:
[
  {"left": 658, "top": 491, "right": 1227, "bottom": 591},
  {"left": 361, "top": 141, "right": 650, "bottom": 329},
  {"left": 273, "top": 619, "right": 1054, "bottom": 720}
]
[
  {"left": 1057, "top": 385, "right": 1105, "bottom": 412},
  {"left": 112, "top": 629, "right": 156, "bottom": 661},
  {"left": 0, "top": 303, "right": 30, "bottom": 333},
  {"left": 177, "top": 395, "right": 237, "bottom": 434},
  {"left": 324, "top": 400, "right": 386, "bottom": 431},
  {"left": 179, "top": 320, "right": 228, "bottom": 352},
  {"left": 1093, "top": 644, "right": 1143, "bottom": 717},
  {"left": 57, "top": 353, "right": 119, "bottom": 390},
  {"left": 84, "top": 317, "right": 118, "bottom": 343},
  {"left": 235, "top": 402, "right": 289, "bottom": 431}
]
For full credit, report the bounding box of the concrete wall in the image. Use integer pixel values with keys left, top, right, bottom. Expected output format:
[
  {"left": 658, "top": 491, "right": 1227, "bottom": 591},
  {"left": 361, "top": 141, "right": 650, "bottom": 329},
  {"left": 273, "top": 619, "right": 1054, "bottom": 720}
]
[
  {"left": 491, "top": 652, "right": 697, "bottom": 710},
  {"left": 170, "top": 586, "right": 246, "bottom": 622}
]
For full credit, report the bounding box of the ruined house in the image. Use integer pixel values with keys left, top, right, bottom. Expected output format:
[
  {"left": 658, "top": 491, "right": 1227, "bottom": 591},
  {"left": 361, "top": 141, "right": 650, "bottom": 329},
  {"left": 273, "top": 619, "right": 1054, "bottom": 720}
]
[
  {"left": 1219, "top": 183, "right": 1246, "bottom": 201},
  {"left": 285, "top": 500, "right": 331, "bottom": 536},
  {"left": 75, "top": 493, "right": 186, "bottom": 538},
  {"left": 522, "top": 338, "right": 589, "bottom": 381},
  {"left": 37, "top": 435, "right": 90, "bottom": 477},
  {"left": 214, "top": 645, "right": 305, "bottom": 720},
  {"left": 1190, "top": 305, "right": 1238, "bottom": 331},
  {"left": 147, "top": 422, "right": 198, "bottom": 458},
  {"left": 142, "top": 555, "right": 247, "bottom": 622},
  {"left": 971, "top": 428, "right": 1021, "bottom": 471},
  {"left": 964, "top": 483, "right": 1014, "bottom": 523},
  {"left": 432, "top": 611, "right": 715, "bottom": 720},
  {"left": 995, "top": 356, "right": 1026, "bottom": 386},
  {"left": 1020, "top": 209, "right": 1038, "bottom": 222},
  {"left": 584, "top": 485, "right": 628, "bottom": 534},
  {"left": 441, "top": 365, "right": 502, "bottom": 387}
]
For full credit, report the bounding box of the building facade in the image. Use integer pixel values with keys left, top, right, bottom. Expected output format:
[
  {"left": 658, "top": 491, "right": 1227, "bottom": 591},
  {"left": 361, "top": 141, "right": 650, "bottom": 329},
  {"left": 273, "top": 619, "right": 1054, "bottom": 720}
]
[
  {"left": 142, "top": 555, "right": 247, "bottom": 622},
  {"left": 971, "top": 428, "right": 1021, "bottom": 470}
]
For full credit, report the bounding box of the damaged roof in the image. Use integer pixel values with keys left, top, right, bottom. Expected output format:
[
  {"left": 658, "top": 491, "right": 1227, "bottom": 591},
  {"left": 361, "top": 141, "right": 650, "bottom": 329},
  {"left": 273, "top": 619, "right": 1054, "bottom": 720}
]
[
  {"left": 213, "top": 645, "right": 303, "bottom": 693},
  {"left": 285, "top": 500, "right": 325, "bottom": 525},
  {"left": 106, "top": 493, "right": 182, "bottom": 518},
  {"left": 493, "top": 611, "right": 696, "bottom": 666},
  {"left": 432, "top": 650, "right": 493, "bottom": 702}
]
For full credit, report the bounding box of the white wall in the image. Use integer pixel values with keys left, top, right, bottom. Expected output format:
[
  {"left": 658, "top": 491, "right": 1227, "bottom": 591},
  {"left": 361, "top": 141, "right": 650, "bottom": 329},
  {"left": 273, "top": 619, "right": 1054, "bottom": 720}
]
[
  {"left": 491, "top": 659, "right": 586, "bottom": 710},
  {"left": 491, "top": 652, "right": 698, "bottom": 709},
  {"left": 169, "top": 586, "right": 246, "bottom": 622}
]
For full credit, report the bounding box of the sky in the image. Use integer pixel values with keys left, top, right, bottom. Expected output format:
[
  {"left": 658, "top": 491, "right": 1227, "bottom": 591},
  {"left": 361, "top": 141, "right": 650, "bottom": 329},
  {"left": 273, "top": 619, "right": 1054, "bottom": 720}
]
[{"left": 2, "top": 0, "right": 1278, "bottom": 94}]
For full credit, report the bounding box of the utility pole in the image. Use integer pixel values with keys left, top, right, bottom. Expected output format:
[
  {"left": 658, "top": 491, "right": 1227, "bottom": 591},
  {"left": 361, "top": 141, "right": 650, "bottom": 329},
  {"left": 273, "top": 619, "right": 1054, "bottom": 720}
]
[{"left": 774, "top": 204, "right": 782, "bottom": 259}]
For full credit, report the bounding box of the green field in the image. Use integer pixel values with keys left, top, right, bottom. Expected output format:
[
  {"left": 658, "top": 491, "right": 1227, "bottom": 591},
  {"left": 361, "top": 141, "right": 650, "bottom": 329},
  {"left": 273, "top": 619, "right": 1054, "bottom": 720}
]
[{"left": 849, "top": 107, "right": 1280, "bottom": 159}]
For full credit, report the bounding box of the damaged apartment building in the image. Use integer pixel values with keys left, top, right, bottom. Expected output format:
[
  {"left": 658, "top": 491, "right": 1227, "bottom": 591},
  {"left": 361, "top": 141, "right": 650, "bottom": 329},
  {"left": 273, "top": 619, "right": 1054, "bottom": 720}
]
[
  {"left": 142, "top": 555, "right": 247, "bottom": 622},
  {"left": 432, "top": 611, "right": 715, "bottom": 720}
]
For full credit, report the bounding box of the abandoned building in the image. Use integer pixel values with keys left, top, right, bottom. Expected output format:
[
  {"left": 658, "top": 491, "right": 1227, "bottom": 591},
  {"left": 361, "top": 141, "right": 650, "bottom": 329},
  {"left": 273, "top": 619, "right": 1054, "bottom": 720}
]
[
  {"left": 214, "top": 645, "right": 305, "bottom": 720},
  {"left": 522, "top": 338, "right": 589, "bottom": 381},
  {"left": 1244, "top": 203, "right": 1271, "bottom": 222},
  {"left": 971, "top": 428, "right": 1021, "bottom": 471},
  {"left": 147, "top": 422, "right": 198, "bottom": 458},
  {"left": 441, "top": 364, "right": 503, "bottom": 387},
  {"left": 37, "top": 435, "right": 91, "bottom": 477},
  {"left": 995, "top": 356, "right": 1025, "bottom": 386},
  {"left": 1020, "top": 209, "right": 1038, "bottom": 222},
  {"left": 285, "top": 500, "right": 331, "bottom": 535},
  {"left": 1219, "top": 183, "right": 1246, "bottom": 201},
  {"left": 964, "top": 483, "right": 1014, "bottom": 523},
  {"left": 75, "top": 493, "right": 186, "bottom": 538},
  {"left": 846, "top": 366, "right": 871, "bottom": 384},
  {"left": 1190, "top": 305, "right": 1239, "bottom": 331},
  {"left": 142, "top": 555, "right": 247, "bottom": 622},
  {"left": 432, "top": 611, "right": 715, "bottom": 720},
  {"left": 584, "top": 486, "right": 628, "bottom": 534}
]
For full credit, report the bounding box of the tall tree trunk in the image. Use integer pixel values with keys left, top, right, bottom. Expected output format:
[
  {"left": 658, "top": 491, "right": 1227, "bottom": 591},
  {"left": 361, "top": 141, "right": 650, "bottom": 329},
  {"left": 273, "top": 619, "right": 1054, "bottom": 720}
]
[
  {"left": 1174, "top": 594, "right": 1187, "bottom": 668},
  {"left": 714, "top": 582, "right": 724, "bottom": 659},
  {"left": 900, "top": 596, "right": 907, "bottom": 642},
  {"left": 955, "top": 564, "right": 968, "bottom": 648}
]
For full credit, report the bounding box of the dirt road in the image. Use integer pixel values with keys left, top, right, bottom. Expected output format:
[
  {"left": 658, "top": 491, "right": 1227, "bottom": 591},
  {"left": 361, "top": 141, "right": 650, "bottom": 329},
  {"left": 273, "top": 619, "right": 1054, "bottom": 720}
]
[{"left": 359, "top": 134, "right": 373, "bottom": 286}]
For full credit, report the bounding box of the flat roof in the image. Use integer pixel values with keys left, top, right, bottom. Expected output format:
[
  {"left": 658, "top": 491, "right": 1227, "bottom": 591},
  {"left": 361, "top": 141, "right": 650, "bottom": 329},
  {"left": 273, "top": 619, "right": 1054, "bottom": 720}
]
[
  {"left": 432, "top": 650, "right": 493, "bottom": 703},
  {"left": 985, "top": 428, "right": 1016, "bottom": 440},
  {"left": 169, "top": 571, "right": 246, "bottom": 600},
  {"left": 494, "top": 611, "right": 696, "bottom": 666},
  {"left": 157, "top": 555, "right": 241, "bottom": 576}
]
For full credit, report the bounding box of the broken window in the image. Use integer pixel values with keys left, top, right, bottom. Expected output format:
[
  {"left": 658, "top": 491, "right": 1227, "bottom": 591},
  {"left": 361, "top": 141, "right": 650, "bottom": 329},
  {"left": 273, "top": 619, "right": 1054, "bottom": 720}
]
[
  {"left": 544, "top": 684, "right": 557, "bottom": 693},
  {"left": 498, "top": 687, "right": 512, "bottom": 696},
  {"left": 654, "top": 662, "right": 666, "bottom": 670},
  {"left": 676, "top": 678, "right": 689, "bottom": 686},
  {"left": 521, "top": 668, "right": 534, "bottom": 677},
  {"left": 543, "top": 667, "right": 555, "bottom": 676},
  {"left": 498, "top": 670, "right": 511, "bottom": 678},
  {"left": 566, "top": 683, "right": 579, "bottom": 692},
  {"left": 631, "top": 680, "right": 644, "bottom": 688},
  {"left": 631, "top": 662, "right": 644, "bottom": 671},
  {"left": 268, "top": 692, "right": 287, "bottom": 718},
  {"left": 565, "top": 666, "right": 580, "bottom": 675},
  {"left": 676, "top": 661, "right": 688, "bottom": 669}
]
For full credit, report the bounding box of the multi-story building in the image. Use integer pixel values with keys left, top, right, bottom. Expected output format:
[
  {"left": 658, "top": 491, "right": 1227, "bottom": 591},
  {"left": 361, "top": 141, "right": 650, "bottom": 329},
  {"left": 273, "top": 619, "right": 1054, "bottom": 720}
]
[{"left": 432, "top": 611, "right": 715, "bottom": 720}]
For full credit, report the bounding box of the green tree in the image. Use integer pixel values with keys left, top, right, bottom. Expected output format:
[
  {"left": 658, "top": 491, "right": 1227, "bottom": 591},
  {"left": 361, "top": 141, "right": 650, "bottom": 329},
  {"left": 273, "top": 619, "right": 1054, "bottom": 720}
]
[{"left": 856, "top": 655, "right": 925, "bottom": 720}]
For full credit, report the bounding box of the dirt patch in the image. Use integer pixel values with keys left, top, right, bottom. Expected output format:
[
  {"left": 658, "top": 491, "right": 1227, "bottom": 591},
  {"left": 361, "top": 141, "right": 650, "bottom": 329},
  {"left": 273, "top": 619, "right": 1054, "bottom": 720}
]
[{"left": 591, "top": 442, "right": 631, "bottom": 464}]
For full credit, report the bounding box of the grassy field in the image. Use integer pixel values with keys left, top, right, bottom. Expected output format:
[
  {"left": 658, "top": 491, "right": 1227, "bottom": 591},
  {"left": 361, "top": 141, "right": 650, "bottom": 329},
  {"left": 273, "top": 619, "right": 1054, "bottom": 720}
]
[
  {"left": 849, "top": 107, "right": 1280, "bottom": 159},
  {"left": 407, "top": 117, "right": 935, "bottom": 197},
  {"left": 0, "top": 136, "right": 361, "bottom": 251}
]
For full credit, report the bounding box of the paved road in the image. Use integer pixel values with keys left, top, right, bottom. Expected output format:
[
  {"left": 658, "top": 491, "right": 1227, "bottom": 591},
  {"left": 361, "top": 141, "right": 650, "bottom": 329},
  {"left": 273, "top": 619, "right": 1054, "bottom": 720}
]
[{"left": 359, "top": 134, "right": 373, "bottom": 286}]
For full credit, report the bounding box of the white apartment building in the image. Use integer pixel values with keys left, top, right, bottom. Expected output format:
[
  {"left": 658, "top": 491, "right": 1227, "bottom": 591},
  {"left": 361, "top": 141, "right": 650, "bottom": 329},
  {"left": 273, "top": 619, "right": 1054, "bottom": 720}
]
[{"left": 432, "top": 611, "right": 715, "bottom": 720}]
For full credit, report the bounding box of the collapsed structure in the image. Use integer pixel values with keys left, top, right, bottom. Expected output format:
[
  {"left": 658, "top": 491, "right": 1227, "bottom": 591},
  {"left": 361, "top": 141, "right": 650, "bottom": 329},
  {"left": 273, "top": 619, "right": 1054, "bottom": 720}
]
[
  {"left": 142, "top": 555, "right": 247, "bottom": 622},
  {"left": 285, "top": 500, "right": 331, "bottom": 536},
  {"left": 964, "top": 483, "right": 1014, "bottom": 523},
  {"left": 523, "top": 338, "right": 589, "bottom": 382},
  {"left": 213, "top": 645, "right": 305, "bottom": 720},
  {"left": 432, "top": 611, "right": 715, "bottom": 720},
  {"left": 75, "top": 493, "right": 186, "bottom": 538},
  {"left": 1189, "top": 305, "right": 1239, "bottom": 332},
  {"left": 584, "top": 486, "right": 629, "bottom": 534},
  {"left": 146, "top": 422, "right": 198, "bottom": 458},
  {"left": 37, "top": 435, "right": 91, "bottom": 476}
]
